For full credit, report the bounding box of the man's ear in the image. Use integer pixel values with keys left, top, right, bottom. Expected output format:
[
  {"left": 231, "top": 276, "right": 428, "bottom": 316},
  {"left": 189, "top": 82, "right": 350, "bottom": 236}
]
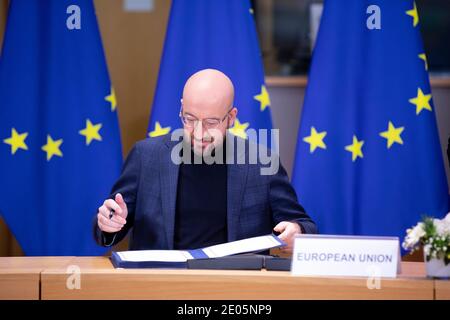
[{"left": 227, "top": 107, "right": 238, "bottom": 128}]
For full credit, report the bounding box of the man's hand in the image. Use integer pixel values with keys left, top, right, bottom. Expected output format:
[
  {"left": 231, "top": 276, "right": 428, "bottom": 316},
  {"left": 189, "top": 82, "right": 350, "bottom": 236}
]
[
  {"left": 273, "top": 221, "right": 302, "bottom": 253},
  {"left": 97, "top": 193, "right": 128, "bottom": 233}
]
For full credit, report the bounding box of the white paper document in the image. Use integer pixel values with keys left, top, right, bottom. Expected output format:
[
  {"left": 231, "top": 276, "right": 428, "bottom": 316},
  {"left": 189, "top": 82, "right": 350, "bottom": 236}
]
[
  {"left": 117, "top": 250, "right": 194, "bottom": 262},
  {"left": 201, "top": 234, "right": 284, "bottom": 258},
  {"left": 114, "top": 234, "right": 285, "bottom": 263}
]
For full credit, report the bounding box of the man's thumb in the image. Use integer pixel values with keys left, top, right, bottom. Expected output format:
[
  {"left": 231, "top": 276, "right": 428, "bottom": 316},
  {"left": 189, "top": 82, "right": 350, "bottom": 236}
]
[
  {"left": 273, "top": 221, "right": 288, "bottom": 233},
  {"left": 115, "top": 193, "right": 126, "bottom": 209}
]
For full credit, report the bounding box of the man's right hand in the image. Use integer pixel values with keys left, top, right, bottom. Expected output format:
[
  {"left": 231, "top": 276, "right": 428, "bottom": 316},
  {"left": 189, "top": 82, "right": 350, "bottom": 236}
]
[{"left": 97, "top": 193, "right": 128, "bottom": 233}]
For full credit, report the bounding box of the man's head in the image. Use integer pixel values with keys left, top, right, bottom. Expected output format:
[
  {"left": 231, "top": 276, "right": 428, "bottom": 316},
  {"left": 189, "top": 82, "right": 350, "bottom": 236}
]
[{"left": 180, "top": 69, "right": 237, "bottom": 155}]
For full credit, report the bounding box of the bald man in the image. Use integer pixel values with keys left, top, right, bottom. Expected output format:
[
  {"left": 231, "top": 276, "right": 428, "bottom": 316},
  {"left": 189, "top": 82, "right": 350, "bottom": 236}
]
[{"left": 94, "top": 69, "right": 317, "bottom": 253}]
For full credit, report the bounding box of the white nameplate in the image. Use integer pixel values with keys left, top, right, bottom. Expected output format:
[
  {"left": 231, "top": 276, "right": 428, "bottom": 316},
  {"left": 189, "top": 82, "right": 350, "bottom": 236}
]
[{"left": 291, "top": 234, "right": 400, "bottom": 278}]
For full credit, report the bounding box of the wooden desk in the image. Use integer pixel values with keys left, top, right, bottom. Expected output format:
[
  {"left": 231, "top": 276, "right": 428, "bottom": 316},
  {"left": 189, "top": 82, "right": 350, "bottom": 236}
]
[
  {"left": 0, "top": 257, "right": 73, "bottom": 300},
  {"left": 435, "top": 280, "right": 450, "bottom": 300},
  {"left": 40, "top": 257, "right": 434, "bottom": 300}
]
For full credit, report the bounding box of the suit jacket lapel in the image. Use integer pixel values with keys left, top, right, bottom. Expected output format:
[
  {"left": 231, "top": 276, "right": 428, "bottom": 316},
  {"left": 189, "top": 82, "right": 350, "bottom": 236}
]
[
  {"left": 160, "top": 136, "right": 180, "bottom": 249},
  {"left": 226, "top": 135, "right": 248, "bottom": 241}
]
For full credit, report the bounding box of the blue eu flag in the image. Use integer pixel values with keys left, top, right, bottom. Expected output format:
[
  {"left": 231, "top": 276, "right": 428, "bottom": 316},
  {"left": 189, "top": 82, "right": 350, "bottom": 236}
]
[
  {"left": 292, "top": 1, "right": 449, "bottom": 240},
  {"left": 0, "top": 0, "right": 122, "bottom": 255},
  {"left": 148, "top": 0, "right": 272, "bottom": 140}
]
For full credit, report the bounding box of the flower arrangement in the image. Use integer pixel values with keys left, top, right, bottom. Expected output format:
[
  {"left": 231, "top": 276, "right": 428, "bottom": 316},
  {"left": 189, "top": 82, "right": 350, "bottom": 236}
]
[{"left": 402, "top": 213, "right": 450, "bottom": 266}]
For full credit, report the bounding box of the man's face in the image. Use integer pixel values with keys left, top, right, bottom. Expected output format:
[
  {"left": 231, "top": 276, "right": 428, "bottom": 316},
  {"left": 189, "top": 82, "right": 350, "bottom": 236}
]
[
  {"left": 180, "top": 69, "right": 237, "bottom": 156},
  {"left": 181, "top": 99, "right": 237, "bottom": 155}
]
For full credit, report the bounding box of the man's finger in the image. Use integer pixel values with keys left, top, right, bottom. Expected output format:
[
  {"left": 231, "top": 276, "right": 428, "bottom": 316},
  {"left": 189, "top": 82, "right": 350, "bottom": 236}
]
[
  {"left": 273, "top": 221, "right": 289, "bottom": 233},
  {"left": 277, "top": 229, "right": 289, "bottom": 241},
  {"left": 98, "top": 214, "right": 124, "bottom": 230},
  {"left": 98, "top": 206, "right": 111, "bottom": 219},
  {"left": 99, "top": 206, "right": 126, "bottom": 225},
  {"left": 98, "top": 214, "right": 124, "bottom": 229},
  {"left": 112, "top": 215, "right": 126, "bottom": 225},
  {"left": 98, "top": 221, "right": 121, "bottom": 233},
  {"left": 104, "top": 199, "right": 122, "bottom": 215}
]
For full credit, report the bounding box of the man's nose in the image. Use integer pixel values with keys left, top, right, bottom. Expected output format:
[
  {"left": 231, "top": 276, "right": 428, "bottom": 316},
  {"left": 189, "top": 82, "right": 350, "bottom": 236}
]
[{"left": 193, "top": 121, "right": 204, "bottom": 140}]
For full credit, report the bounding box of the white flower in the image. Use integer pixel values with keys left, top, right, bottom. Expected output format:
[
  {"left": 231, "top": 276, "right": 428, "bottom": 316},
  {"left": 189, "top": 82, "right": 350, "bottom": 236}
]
[
  {"left": 404, "top": 214, "right": 450, "bottom": 255},
  {"left": 410, "top": 223, "right": 426, "bottom": 241},
  {"left": 403, "top": 222, "right": 425, "bottom": 248},
  {"left": 433, "top": 217, "right": 450, "bottom": 236},
  {"left": 443, "top": 212, "right": 450, "bottom": 224}
]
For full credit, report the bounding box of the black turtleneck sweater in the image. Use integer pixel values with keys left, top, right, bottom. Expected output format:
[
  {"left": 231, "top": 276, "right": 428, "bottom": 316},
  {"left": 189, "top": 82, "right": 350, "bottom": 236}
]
[{"left": 173, "top": 148, "right": 228, "bottom": 250}]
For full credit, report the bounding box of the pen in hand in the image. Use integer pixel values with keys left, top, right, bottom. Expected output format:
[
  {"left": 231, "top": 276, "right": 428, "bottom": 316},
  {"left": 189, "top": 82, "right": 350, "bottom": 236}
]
[
  {"left": 97, "top": 193, "right": 128, "bottom": 233},
  {"left": 109, "top": 208, "right": 115, "bottom": 220}
]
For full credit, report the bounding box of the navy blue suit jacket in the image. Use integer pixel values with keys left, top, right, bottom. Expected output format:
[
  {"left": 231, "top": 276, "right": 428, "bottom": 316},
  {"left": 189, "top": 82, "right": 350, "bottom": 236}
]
[{"left": 94, "top": 134, "right": 317, "bottom": 249}]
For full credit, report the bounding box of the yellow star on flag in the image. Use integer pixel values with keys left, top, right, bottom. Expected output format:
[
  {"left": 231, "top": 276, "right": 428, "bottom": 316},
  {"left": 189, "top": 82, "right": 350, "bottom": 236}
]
[
  {"left": 105, "top": 87, "right": 117, "bottom": 112},
  {"left": 229, "top": 118, "right": 250, "bottom": 139},
  {"left": 41, "top": 135, "right": 63, "bottom": 161},
  {"left": 79, "top": 119, "right": 102, "bottom": 145},
  {"left": 3, "top": 128, "right": 28, "bottom": 155},
  {"left": 148, "top": 121, "right": 171, "bottom": 138},
  {"left": 379, "top": 121, "right": 405, "bottom": 149},
  {"left": 303, "top": 126, "right": 327, "bottom": 153},
  {"left": 345, "top": 135, "right": 364, "bottom": 162},
  {"left": 418, "top": 53, "right": 428, "bottom": 70},
  {"left": 254, "top": 85, "right": 271, "bottom": 111},
  {"left": 408, "top": 88, "right": 432, "bottom": 115},
  {"left": 406, "top": 2, "right": 419, "bottom": 27}
]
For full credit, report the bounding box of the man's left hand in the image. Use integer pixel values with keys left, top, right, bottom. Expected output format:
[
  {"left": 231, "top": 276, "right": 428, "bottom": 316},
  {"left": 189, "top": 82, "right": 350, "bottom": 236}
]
[{"left": 273, "top": 221, "right": 302, "bottom": 253}]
